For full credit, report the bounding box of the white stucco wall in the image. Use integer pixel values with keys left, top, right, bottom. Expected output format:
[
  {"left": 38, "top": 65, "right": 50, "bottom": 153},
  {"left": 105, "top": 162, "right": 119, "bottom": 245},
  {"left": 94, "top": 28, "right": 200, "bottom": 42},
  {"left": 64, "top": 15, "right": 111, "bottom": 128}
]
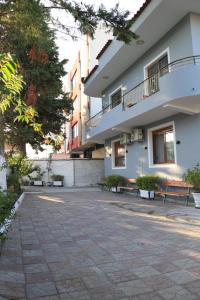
[
  {"left": 30, "top": 159, "right": 104, "bottom": 187},
  {"left": 0, "top": 155, "right": 7, "bottom": 190}
]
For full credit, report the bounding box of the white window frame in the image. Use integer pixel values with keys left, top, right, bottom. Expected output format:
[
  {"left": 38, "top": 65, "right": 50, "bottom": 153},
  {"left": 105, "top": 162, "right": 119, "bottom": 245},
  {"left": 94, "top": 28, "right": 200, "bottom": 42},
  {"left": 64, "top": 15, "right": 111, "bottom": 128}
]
[
  {"left": 147, "top": 121, "right": 177, "bottom": 168},
  {"left": 72, "top": 123, "right": 78, "bottom": 139},
  {"left": 111, "top": 139, "right": 126, "bottom": 169},
  {"left": 109, "top": 85, "right": 123, "bottom": 108},
  {"left": 143, "top": 47, "right": 171, "bottom": 80}
]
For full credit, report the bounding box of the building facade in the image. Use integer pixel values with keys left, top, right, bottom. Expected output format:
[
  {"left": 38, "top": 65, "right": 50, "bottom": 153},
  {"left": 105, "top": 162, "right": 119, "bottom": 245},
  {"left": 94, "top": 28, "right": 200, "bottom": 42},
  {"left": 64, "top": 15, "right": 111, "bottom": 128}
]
[
  {"left": 67, "top": 30, "right": 111, "bottom": 158},
  {"left": 84, "top": 0, "right": 200, "bottom": 179}
]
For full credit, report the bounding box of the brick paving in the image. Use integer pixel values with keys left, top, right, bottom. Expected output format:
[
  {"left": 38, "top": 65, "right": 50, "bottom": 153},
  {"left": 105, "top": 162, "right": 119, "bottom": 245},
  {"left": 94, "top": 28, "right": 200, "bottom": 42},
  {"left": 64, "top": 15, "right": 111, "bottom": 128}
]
[{"left": 0, "top": 191, "right": 200, "bottom": 299}]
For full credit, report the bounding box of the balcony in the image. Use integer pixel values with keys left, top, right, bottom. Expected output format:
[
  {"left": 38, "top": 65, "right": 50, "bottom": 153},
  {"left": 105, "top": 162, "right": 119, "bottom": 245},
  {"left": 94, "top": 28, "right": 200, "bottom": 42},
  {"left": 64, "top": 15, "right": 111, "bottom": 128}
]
[{"left": 86, "top": 56, "right": 200, "bottom": 142}]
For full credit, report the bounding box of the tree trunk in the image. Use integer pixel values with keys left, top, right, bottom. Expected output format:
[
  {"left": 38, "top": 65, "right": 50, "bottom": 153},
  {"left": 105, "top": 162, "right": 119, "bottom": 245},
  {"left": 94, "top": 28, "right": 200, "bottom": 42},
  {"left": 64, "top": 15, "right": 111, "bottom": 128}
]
[{"left": 17, "top": 142, "right": 27, "bottom": 156}]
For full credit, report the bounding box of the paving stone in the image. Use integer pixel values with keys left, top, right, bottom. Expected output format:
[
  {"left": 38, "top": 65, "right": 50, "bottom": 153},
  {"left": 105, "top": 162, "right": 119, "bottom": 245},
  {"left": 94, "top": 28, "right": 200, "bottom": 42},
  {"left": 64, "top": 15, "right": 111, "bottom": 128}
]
[
  {"left": 25, "top": 271, "right": 53, "bottom": 284},
  {"left": 55, "top": 278, "right": 86, "bottom": 293},
  {"left": 165, "top": 270, "right": 198, "bottom": 284},
  {"left": 158, "top": 285, "right": 196, "bottom": 300},
  {"left": 131, "top": 266, "right": 160, "bottom": 278},
  {"left": 24, "top": 263, "right": 49, "bottom": 274},
  {"left": 117, "top": 279, "right": 154, "bottom": 296},
  {"left": 26, "top": 282, "right": 57, "bottom": 298},
  {"left": 1, "top": 191, "right": 200, "bottom": 300},
  {"left": 171, "top": 258, "right": 200, "bottom": 269},
  {"left": 184, "top": 280, "right": 200, "bottom": 297}
]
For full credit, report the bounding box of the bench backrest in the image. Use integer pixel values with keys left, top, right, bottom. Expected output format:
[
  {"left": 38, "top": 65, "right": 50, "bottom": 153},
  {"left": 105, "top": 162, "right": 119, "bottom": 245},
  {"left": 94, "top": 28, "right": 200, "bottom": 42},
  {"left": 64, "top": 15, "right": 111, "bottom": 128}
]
[{"left": 162, "top": 180, "right": 193, "bottom": 188}]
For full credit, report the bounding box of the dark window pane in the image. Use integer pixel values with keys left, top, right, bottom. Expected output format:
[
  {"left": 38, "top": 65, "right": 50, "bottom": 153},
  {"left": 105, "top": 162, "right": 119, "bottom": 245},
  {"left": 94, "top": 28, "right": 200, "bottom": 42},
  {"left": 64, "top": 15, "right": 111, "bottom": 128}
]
[
  {"left": 114, "top": 141, "right": 125, "bottom": 167},
  {"left": 153, "top": 126, "right": 175, "bottom": 164},
  {"left": 111, "top": 89, "right": 122, "bottom": 108}
]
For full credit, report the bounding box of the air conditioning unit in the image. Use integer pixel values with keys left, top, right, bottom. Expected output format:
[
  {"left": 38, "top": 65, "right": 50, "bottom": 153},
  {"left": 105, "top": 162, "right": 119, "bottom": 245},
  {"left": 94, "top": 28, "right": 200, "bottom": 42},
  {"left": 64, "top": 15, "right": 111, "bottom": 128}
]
[
  {"left": 130, "top": 128, "right": 144, "bottom": 142},
  {"left": 120, "top": 133, "right": 131, "bottom": 145}
]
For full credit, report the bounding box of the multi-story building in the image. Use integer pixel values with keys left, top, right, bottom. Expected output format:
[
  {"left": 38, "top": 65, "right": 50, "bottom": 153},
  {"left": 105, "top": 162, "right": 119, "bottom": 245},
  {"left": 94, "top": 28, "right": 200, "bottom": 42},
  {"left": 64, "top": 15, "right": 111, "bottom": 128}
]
[
  {"left": 83, "top": 0, "right": 200, "bottom": 179},
  {"left": 67, "top": 30, "right": 111, "bottom": 158}
]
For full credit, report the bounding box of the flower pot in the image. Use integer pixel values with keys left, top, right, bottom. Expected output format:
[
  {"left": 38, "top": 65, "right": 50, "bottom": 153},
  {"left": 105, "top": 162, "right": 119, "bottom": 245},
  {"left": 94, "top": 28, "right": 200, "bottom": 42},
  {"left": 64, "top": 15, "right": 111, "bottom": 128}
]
[
  {"left": 53, "top": 181, "right": 63, "bottom": 187},
  {"left": 140, "top": 189, "right": 154, "bottom": 199},
  {"left": 111, "top": 187, "right": 121, "bottom": 193},
  {"left": 33, "top": 180, "right": 43, "bottom": 186},
  {"left": 192, "top": 193, "right": 200, "bottom": 208}
]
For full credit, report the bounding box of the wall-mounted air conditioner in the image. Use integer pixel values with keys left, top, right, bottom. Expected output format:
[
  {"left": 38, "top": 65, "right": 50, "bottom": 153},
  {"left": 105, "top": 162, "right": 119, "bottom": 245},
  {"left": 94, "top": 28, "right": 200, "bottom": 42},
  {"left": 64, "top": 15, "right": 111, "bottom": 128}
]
[
  {"left": 130, "top": 128, "right": 144, "bottom": 142},
  {"left": 120, "top": 133, "right": 131, "bottom": 145}
]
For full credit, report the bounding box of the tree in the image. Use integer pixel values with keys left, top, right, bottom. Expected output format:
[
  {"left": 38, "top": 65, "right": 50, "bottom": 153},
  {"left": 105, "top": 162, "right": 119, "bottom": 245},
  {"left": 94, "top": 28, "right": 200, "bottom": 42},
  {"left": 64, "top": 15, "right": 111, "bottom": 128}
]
[
  {"left": 0, "top": 53, "right": 41, "bottom": 153},
  {"left": 0, "top": 0, "right": 138, "bottom": 154},
  {"left": 0, "top": 0, "right": 71, "bottom": 154}
]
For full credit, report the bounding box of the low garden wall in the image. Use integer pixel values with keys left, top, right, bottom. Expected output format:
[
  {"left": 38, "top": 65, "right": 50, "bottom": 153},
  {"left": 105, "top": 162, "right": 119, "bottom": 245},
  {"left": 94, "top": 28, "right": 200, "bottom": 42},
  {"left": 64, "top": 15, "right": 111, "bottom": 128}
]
[{"left": 29, "top": 158, "right": 104, "bottom": 187}]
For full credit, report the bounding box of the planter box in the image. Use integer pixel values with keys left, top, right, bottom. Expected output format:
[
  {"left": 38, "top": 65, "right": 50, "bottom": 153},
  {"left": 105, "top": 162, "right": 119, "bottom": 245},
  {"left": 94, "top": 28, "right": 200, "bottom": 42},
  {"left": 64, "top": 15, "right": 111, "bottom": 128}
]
[
  {"left": 192, "top": 193, "right": 200, "bottom": 208},
  {"left": 111, "top": 187, "right": 121, "bottom": 193},
  {"left": 33, "top": 181, "right": 43, "bottom": 186},
  {"left": 53, "top": 181, "right": 63, "bottom": 187},
  {"left": 140, "top": 189, "right": 154, "bottom": 199}
]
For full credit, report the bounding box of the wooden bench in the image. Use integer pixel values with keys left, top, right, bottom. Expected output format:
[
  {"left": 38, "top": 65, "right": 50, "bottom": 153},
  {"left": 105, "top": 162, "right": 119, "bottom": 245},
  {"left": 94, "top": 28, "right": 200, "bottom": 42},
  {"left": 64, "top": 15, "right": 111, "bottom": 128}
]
[
  {"left": 118, "top": 178, "right": 139, "bottom": 195},
  {"left": 155, "top": 180, "right": 193, "bottom": 206}
]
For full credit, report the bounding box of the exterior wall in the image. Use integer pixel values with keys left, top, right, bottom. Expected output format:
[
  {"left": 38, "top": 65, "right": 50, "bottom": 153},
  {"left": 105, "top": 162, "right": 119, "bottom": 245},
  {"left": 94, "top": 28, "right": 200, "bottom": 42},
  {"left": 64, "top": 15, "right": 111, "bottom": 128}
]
[
  {"left": 30, "top": 159, "right": 104, "bottom": 187},
  {"left": 102, "top": 14, "right": 193, "bottom": 108},
  {"left": 104, "top": 113, "right": 200, "bottom": 180},
  {"left": 190, "top": 14, "right": 200, "bottom": 56},
  {"left": 0, "top": 155, "right": 7, "bottom": 190},
  {"left": 92, "top": 148, "right": 105, "bottom": 159}
]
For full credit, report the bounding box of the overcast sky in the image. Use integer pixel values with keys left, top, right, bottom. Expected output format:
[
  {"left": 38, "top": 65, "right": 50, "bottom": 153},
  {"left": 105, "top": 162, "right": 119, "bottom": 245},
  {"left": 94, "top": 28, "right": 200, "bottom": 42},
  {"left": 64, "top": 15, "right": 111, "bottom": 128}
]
[{"left": 53, "top": 0, "right": 146, "bottom": 86}]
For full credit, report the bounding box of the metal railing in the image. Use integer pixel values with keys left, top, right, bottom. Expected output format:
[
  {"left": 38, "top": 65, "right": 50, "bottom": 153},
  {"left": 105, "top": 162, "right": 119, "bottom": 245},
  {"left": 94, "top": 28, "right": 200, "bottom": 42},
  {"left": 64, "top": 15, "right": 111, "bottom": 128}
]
[{"left": 86, "top": 55, "right": 200, "bottom": 128}]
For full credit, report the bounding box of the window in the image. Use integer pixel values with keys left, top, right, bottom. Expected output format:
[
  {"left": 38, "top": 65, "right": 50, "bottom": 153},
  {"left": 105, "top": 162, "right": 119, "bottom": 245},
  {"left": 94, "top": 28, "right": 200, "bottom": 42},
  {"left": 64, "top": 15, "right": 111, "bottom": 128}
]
[
  {"left": 73, "top": 96, "right": 78, "bottom": 111},
  {"left": 71, "top": 72, "right": 77, "bottom": 90},
  {"left": 72, "top": 123, "right": 78, "bottom": 139},
  {"left": 149, "top": 125, "right": 175, "bottom": 165},
  {"left": 110, "top": 88, "right": 122, "bottom": 109},
  {"left": 146, "top": 53, "right": 169, "bottom": 95},
  {"left": 112, "top": 140, "right": 126, "bottom": 168}
]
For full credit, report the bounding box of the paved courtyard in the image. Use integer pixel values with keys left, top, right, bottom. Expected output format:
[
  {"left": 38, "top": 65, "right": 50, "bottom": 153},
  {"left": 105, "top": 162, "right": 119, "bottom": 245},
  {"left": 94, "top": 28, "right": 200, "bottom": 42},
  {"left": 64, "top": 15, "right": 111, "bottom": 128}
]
[{"left": 0, "top": 191, "right": 200, "bottom": 299}]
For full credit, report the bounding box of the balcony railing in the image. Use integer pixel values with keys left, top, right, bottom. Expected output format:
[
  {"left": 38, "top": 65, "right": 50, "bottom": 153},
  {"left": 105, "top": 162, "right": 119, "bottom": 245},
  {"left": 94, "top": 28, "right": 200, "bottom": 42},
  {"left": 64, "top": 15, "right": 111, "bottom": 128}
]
[{"left": 86, "top": 55, "right": 200, "bottom": 128}]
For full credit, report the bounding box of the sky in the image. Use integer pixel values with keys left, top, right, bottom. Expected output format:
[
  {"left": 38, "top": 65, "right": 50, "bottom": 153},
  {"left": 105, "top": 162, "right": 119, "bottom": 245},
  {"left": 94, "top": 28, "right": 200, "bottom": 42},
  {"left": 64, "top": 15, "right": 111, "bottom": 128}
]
[{"left": 53, "top": 0, "right": 146, "bottom": 87}]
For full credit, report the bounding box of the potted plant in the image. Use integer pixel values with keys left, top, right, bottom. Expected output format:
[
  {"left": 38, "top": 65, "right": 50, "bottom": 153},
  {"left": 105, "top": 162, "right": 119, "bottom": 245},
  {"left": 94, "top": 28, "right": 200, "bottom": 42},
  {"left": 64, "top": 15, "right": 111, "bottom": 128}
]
[
  {"left": 29, "top": 166, "right": 45, "bottom": 186},
  {"left": 183, "top": 164, "right": 200, "bottom": 208},
  {"left": 136, "top": 175, "right": 160, "bottom": 199},
  {"left": 106, "top": 175, "right": 126, "bottom": 192},
  {"left": 51, "top": 174, "right": 64, "bottom": 187}
]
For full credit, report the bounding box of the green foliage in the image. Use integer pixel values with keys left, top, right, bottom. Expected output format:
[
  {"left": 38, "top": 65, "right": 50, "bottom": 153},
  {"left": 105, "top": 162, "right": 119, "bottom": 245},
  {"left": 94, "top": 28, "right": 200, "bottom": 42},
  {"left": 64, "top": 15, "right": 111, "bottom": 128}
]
[
  {"left": 0, "top": 0, "right": 71, "bottom": 153},
  {"left": 183, "top": 164, "right": 200, "bottom": 192},
  {"left": 5, "top": 153, "right": 37, "bottom": 178},
  {"left": 7, "top": 173, "right": 21, "bottom": 194},
  {"left": 29, "top": 165, "right": 45, "bottom": 181},
  {"left": 136, "top": 175, "right": 160, "bottom": 191},
  {"left": 49, "top": 1, "right": 138, "bottom": 43},
  {"left": 0, "top": 191, "right": 16, "bottom": 225},
  {"left": 51, "top": 174, "right": 64, "bottom": 181},
  {"left": 0, "top": 54, "right": 42, "bottom": 133},
  {"left": 106, "top": 175, "right": 126, "bottom": 188}
]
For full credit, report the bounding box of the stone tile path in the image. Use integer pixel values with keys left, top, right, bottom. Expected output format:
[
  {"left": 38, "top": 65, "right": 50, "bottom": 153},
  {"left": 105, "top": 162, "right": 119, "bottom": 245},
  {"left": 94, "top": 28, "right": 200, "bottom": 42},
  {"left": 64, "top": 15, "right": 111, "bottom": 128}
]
[{"left": 0, "top": 191, "right": 200, "bottom": 299}]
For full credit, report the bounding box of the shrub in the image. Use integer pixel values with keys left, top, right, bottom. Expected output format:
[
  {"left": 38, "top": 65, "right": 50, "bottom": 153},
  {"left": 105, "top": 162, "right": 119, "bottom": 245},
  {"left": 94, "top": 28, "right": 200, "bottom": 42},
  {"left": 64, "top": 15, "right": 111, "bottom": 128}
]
[
  {"left": 136, "top": 175, "right": 160, "bottom": 191},
  {"left": 183, "top": 164, "right": 200, "bottom": 192},
  {"left": 51, "top": 174, "right": 64, "bottom": 181},
  {"left": 106, "top": 175, "right": 126, "bottom": 189},
  {"left": 0, "top": 191, "right": 16, "bottom": 225},
  {"left": 7, "top": 173, "right": 21, "bottom": 194}
]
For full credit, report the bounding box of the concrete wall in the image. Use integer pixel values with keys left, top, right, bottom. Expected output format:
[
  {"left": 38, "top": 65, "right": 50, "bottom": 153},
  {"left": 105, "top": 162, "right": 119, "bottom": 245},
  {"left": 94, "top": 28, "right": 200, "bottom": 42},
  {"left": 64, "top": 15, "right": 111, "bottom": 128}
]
[
  {"left": 102, "top": 14, "right": 194, "bottom": 107},
  {"left": 30, "top": 159, "right": 104, "bottom": 187},
  {"left": 0, "top": 155, "right": 7, "bottom": 190},
  {"left": 190, "top": 14, "right": 200, "bottom": 56},
  {"left": 104, "top": 113, "right": 200, "bottom": 180}
]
